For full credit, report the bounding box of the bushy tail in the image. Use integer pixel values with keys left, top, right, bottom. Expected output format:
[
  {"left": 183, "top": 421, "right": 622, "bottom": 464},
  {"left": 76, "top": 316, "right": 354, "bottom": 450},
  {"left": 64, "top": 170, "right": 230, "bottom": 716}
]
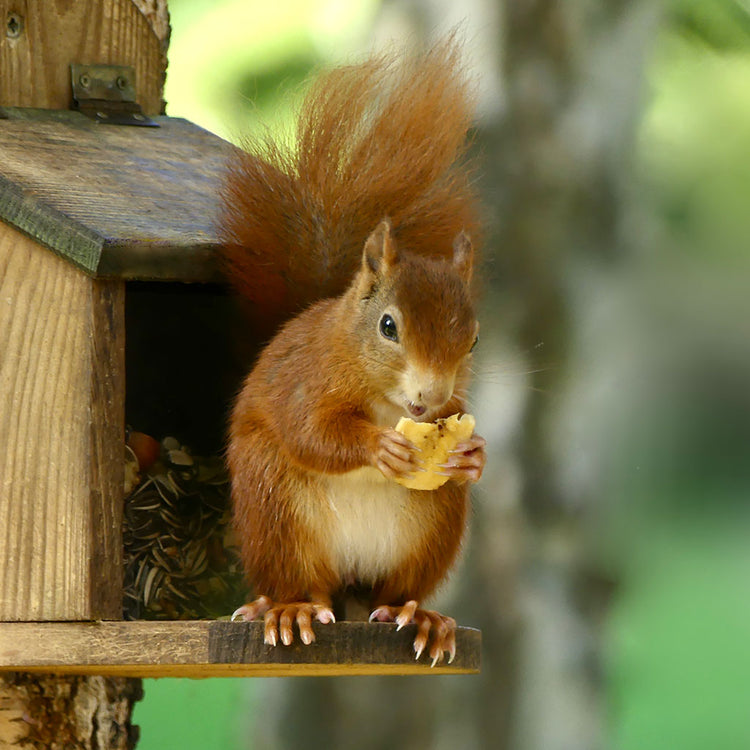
[{"left": 219, "top": 35, "right": 480, "bottom": 332}]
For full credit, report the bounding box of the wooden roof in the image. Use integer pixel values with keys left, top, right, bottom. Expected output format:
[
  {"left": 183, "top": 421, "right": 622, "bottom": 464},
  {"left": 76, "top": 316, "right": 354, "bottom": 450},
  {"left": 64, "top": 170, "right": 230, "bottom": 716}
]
[{"left": 0, "top": 108, "right": 233, "bottom": 281}]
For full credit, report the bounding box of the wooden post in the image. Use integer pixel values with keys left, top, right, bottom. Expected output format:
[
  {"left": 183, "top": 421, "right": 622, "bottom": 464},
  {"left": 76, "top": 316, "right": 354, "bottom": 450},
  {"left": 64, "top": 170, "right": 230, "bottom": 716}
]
[
  {"left": 0, "top": 226, "right": 125, "bottom": 622},
  {"left": 0, "top": 1, "right": 169, "bottom": 746}
]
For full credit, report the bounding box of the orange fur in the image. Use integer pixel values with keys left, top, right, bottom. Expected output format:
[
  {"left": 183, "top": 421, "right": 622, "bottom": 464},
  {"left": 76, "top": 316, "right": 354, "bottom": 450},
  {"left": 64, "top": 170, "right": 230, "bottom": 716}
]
[
  {"left": 219, "top": 36, "right": 480, "bottom": 334},
  {"left": 222, "top": 38, "right": 482, "bottom": 618}
]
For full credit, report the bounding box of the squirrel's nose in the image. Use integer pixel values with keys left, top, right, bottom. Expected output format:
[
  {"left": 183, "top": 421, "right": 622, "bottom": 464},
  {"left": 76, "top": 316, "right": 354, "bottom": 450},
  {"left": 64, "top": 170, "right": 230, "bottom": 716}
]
[
  {"left": 418, "top": 378, "right": 454, "bottom": 409},
  {"left": 419, "top": 387, "right": 451, "bottom": 409},
  {"left": 403, "top": 366, "right": 455, "bottom": 414}
]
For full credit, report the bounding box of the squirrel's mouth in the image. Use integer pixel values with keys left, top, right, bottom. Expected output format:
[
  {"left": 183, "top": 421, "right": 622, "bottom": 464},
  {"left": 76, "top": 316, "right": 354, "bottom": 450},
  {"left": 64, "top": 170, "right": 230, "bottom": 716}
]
[{"left": 407, "top": 401, "right": 427, "bottom": 418}]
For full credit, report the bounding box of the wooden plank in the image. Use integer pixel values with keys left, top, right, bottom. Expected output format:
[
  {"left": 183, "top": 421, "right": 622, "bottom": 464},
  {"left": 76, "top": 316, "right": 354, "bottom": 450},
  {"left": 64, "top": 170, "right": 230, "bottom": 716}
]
[
  {"left": 0, "top": 621, "right": 481, "bottom": 678},
  {"left": 0, "top": 0, "right": 168, "bottom": 115},
  {"left": 0, "top": 109, "right": 232, "bottom": 281},
  {"left": 0, "top": 225, "right": 125, "bottom": 620},
  {"left": 87, "top": 275, "right": 127, "bottom": 618}
]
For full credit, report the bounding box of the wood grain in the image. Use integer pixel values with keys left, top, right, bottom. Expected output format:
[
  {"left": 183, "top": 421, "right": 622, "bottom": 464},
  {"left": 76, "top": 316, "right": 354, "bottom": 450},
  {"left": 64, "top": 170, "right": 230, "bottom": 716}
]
[
  {"left": 0, "top": 225, "right": 125, "bottom": 620},
  {"left": 0, "top": 0, "right": 168, "bottom": 114},
  {"left": 0, "top": 621, "right": 481, "bottom": 678},
  {"left": 87, "top": 276, "right": 126, "bottom": 618},
  {"left": 0, "top": 109, "right": 231, "bottom": 281}
]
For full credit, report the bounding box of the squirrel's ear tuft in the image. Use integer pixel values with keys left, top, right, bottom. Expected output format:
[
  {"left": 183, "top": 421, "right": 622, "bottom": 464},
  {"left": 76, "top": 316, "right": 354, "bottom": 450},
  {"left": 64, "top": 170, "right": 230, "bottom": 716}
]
[
  {"left": 363, "top": 219, "right": 399, "bottom": 276},
  {"left": 452, "top": 230, "right": 473, "bottom": 283}
]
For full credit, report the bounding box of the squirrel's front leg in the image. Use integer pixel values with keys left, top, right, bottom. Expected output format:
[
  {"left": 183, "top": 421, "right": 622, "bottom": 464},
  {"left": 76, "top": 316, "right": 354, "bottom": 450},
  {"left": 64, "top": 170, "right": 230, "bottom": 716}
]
[
  {"left": 285, "top": 404, "right": 419, "bottom": 479},
  {"left": 440, "top": 433, "right": 487, "bottom": 484},
  {"left": 372, "top": 429, "right": 419, "bottom": 480}
]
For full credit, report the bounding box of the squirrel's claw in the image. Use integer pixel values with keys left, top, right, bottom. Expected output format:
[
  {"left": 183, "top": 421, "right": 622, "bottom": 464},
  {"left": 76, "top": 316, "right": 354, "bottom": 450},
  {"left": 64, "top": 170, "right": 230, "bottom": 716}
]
[
  {"left": 266, "top": 602, "right": 335, "bottom": 646},
  {"left": 369, "top": 600, "right": 457, "bottom": 667},
  {"left": 440, "top": 433, "right": 486, "bottom": 484},
  {"left": 231, "top": 595, "right": 273, "bottom": 622},
  {"left": 373, "top": 429, "right": 419, "bottom": 480},
  {"left": 232, "top": 597, "right": 334, "bottom": 646}
]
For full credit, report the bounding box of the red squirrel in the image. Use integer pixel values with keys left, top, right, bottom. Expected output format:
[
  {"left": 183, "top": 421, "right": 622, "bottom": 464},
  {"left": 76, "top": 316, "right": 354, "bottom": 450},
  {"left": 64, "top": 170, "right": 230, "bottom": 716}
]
[{"left": 220, "top": 37, "right": 486, "bottom": 666}]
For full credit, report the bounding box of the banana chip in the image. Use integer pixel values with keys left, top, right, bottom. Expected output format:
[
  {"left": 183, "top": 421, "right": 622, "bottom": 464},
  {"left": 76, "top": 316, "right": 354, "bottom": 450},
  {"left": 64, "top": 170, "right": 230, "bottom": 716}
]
[{"left": 394, "top": 413, "right": 476, "bottom": 490}]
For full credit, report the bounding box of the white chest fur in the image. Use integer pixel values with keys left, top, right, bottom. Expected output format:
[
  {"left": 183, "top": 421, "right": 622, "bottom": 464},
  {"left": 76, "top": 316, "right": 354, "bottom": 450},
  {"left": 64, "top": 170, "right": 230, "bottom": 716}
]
[{"left": 324, "top": 467, "right": 413, "bottom": 583}]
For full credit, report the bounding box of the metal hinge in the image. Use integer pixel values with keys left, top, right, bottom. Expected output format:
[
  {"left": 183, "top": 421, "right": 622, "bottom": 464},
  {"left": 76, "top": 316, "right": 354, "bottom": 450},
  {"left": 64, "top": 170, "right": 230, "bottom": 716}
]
[{"left": 70, "top": 64, "right": 159, "bottom": 127}]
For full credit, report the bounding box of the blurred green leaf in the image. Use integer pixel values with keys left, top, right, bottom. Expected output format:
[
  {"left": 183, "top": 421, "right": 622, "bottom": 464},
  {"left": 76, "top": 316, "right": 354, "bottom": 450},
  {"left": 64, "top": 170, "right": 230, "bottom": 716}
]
[{"left": 670, "top": 0, "right": 750, "bottom": 50}]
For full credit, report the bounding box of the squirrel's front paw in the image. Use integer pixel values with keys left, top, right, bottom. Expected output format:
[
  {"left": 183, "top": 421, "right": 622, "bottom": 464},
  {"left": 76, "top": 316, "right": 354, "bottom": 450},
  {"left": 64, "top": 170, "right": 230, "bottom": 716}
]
[
  {"left": 440, "top": 433, "right": 486, "bottom": 484},
  {"left": 372, "top": 429, "right": 418, "bottom": 481},
  {"left": 232, "top": 597, "right": 335, "bottom": 646}
]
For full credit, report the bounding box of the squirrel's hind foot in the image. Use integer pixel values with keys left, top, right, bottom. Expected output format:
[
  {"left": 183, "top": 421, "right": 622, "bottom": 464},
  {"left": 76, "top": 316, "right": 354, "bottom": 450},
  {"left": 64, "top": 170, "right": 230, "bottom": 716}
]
[
  {"left": 369, "top": 600, "right": 457, "bottom": 667},
  {"left": 232, "top": 597, "right": 335, "bottom": 646}
]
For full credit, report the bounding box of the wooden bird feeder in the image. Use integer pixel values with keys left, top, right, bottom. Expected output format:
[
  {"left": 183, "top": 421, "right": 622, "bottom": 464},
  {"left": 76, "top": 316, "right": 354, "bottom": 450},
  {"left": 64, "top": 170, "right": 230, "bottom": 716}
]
[{"left": 0, "top": 74, "right": 480, "bottom": 678}]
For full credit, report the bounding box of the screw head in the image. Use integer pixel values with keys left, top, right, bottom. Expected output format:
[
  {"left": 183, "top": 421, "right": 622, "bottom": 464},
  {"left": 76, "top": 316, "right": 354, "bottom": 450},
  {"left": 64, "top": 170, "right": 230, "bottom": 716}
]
[
  {"left": 116, "top": 76, "right": 129, "bottom": 90},
  {"left": 6, "top": 12, "right": 23, "bottom": 38},
  {"left": 79, "top": 73, "right": 91, "bottom": 89}
]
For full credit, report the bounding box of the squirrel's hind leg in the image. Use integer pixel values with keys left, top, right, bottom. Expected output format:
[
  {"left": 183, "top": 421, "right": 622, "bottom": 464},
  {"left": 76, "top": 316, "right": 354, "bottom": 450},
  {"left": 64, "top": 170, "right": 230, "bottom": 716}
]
[
  {"left": 369, "top": 600, "right": 457, "bottom": 666},
  {"left": 232, "top": 595, "right": 335, "bottom": 646}
]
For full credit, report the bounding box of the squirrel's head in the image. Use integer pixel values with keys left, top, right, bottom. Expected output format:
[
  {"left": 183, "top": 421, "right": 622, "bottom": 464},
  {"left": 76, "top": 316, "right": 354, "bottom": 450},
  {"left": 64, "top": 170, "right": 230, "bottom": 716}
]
[{"left": 352, "top": 219, "right": 478, "bottom": 422}]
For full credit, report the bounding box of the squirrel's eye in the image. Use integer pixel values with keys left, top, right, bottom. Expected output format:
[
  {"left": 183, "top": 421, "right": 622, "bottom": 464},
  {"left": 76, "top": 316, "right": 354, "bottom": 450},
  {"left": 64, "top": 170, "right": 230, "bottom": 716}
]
[
  {"left": 379, "top": 313, "right": 399, "bottom": 342},
  {"left": 470, "top": 334, "right": 479, "bottom": 353}
]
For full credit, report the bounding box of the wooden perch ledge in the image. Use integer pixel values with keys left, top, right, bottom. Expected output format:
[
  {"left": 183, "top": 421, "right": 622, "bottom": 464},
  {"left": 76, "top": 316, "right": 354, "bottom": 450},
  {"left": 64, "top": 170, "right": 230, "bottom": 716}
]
[{"left": 0, "top": 621, "right": 480, "bottom": 678}]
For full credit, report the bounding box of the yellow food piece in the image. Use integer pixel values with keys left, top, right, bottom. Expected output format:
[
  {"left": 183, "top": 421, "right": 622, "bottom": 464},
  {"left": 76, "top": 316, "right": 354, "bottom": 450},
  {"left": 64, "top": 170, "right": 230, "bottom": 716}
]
[{"left": 394, "top": 413, "right": 476, "bottom": 490}]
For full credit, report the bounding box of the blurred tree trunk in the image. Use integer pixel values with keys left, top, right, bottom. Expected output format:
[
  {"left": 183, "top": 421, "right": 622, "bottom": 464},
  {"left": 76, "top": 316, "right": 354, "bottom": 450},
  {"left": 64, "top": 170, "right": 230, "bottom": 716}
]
[
  {"left": 251, "top": 2, "right": 661, "bottom": 749},
  {"left": 492, "top": 3, "right": 660, "bottom": 748}
]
